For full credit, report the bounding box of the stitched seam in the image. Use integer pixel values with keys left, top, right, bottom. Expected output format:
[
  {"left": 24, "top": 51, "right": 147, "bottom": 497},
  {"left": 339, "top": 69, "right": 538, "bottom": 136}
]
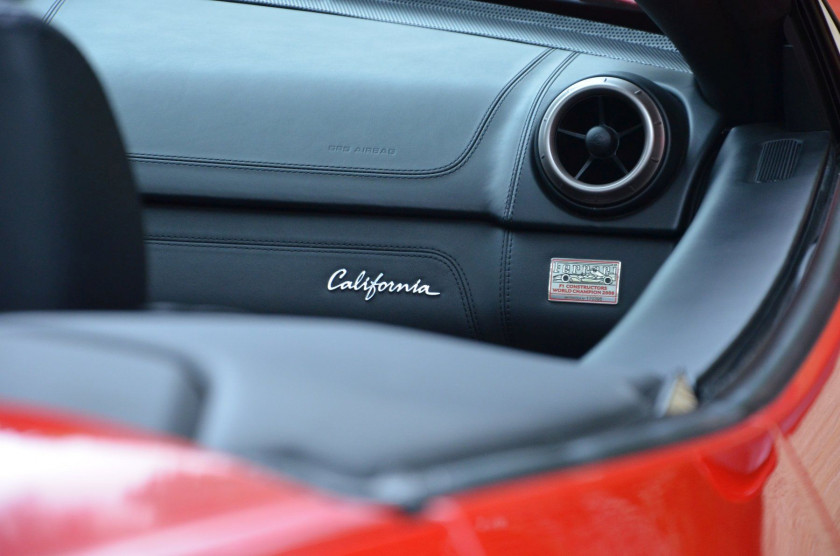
[
  {"left": 503, "top": 51, "right": 577, "bottom": 221},
  {"left": 128, "top": 48, "right": 552, "bottom": 179},
  {"left": 147, "top": 236, "right": 482, "bottom": 339},
  {"left": 497, "top": 54, "right": 576, "bottom": 345},
  {"left": 43, "top": 0, "right": 67, "bottom": 23},
  {"left": 503, "top": 231, "right": 515, "bottom": 345},
  {"left": 497, "top": 231, "right": 513, "bottom": 345}
]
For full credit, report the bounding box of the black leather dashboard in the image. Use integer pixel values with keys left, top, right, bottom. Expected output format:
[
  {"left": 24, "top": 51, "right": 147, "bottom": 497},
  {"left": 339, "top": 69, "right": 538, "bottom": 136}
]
[
  {"left": 7, "top": 0, "right": 835, "bottom": 508},
  {"left": 32, "top": 0, "right": 724, "bottom": 355}
]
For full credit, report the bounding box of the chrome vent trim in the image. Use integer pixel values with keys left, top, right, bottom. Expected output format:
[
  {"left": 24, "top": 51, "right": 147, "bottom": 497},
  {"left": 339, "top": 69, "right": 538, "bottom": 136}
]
[{"left": 537, "top": 76, "right": 667, "bottom": 207}]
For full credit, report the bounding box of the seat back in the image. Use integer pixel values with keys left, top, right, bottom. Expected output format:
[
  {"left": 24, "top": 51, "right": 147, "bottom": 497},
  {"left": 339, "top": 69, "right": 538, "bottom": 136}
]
[{"left": 0, "top": 9, "right": 145, "bottom": 310}]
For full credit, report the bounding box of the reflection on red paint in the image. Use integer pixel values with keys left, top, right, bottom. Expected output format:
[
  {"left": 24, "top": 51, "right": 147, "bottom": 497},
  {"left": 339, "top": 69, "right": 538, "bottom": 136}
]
[
  {"left": 0, "top": 425, "right": 395, "bottom": 555},
  {"left": 698, "top": 426, "right": 777, "bottom": 502}
]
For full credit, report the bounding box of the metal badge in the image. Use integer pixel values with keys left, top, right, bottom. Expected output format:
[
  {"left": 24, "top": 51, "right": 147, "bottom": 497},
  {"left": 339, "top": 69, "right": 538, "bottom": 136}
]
[{"left": 548, "top": 258, "right": 621, "bottom": 305}]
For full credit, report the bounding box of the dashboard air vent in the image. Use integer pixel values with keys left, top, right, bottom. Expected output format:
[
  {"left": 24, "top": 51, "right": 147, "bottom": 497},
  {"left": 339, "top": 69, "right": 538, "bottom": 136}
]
[{"left": 537, "top": 76, "right": 668, "bottom": 208}]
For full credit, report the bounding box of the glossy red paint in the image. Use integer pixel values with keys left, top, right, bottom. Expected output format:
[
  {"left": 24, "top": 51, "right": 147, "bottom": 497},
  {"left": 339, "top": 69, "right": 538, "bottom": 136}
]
[
  {"left": 3, "top": 298, "right": 840, "bottom": 554},
  {"left": 0, "top": 404, "right": 449, "bottom": 555},
  {"left": 429, "top": 289, "right": 840, "bottom": 554}
]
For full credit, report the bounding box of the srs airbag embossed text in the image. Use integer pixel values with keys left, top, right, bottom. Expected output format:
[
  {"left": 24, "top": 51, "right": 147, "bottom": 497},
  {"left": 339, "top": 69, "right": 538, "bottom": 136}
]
[
  {"left": 328, "top": 145, "right": 398, "bottom": 156},
  {"left": 327, "top": 269, "right": 440, "bottom": 301}
]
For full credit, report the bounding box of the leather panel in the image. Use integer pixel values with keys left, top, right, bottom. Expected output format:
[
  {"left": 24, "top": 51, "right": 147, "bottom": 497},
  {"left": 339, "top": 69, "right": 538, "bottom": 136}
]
[
  {"left": 145, "top": 207, "right": 674, "bottom": 354},
  {"left": 503, "top": 232, "right": 673, "bottom": 357},
  {"left": 48, "top": 0, "right": 548, "bottom": 174},
  {"left": 148, "top": 240, "right": 483, "bottom": 340},
  {"left": 146, "top": 207, "right": 501, "bottom": 342},
  {"left": 0, "top": 324, "right": 201, "bottom": 437},
  {"left": 586, "top": 126, "right": 830, "bottom": 378},
  {"left": 127, "top": 52, "right": 715, "bottom": 233},
  {"left": 35, "top": 0, "right": 722, "bottom": 233},
  {"left": 26, "top": 0, "right": 721, "bottom": 352}
]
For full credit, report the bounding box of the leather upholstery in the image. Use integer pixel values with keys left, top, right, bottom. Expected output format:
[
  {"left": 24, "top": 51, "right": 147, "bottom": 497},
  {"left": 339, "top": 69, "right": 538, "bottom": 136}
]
[
  {"left": 586, "top": 126, "right": 830, "bottom": 379},
  {"left": 33, "top": 0, "right": 719, "bottom": 354},
  {"left": 0, "top": 7, "right": 145, "bottom": 310},
  {"left": 144, "top": 206, "right": 673, "bottom": 355},
  {"left": 44, "top": 0, "right": 720, "bottom": 233}
]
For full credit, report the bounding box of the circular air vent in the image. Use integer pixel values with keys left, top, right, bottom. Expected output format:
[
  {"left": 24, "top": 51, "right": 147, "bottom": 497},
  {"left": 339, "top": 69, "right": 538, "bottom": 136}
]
[{"left": 537, "top": 76, "right": 667, "bottom": 208}]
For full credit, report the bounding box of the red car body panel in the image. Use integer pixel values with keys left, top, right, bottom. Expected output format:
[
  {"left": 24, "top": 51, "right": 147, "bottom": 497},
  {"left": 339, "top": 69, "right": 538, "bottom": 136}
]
[{"left": 3, "top": 295, "right": 840, "bottom": 554}]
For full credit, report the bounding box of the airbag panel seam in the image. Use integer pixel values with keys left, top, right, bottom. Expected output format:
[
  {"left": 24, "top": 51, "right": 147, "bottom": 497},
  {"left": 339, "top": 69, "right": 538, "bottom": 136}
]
[{"left": 127, "top": 48, "right": 553, "bottom": 178}]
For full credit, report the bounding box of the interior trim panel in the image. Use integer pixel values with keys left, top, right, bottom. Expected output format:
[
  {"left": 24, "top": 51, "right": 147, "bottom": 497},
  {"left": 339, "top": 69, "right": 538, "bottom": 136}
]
[
  {"left": 22, "top": 0, "right": 727, "bottom": 354},
  {"left": 40, "top": 0, "right": 720, "bottom": 230},
  {"left": 586, "top": 126, "right": 830, "bottom": 378},
  {"left": 145, "top": 207, "right": 674, "bottom": 354}
]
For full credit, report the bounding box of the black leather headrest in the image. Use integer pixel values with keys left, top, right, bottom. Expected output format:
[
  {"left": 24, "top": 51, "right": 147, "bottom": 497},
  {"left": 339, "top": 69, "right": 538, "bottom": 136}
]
[{"left": 0, "top": 9, "right": 145, "bottom": 310}]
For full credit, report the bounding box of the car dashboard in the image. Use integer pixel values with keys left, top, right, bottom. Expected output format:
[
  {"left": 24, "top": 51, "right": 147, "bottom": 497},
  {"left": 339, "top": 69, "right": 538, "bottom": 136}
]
[
  {"left": 6, "top": 0, "right": 833, "bottom": 507},
  {"left": 33, "top": 0, "right": 724, "bottom": 357}
]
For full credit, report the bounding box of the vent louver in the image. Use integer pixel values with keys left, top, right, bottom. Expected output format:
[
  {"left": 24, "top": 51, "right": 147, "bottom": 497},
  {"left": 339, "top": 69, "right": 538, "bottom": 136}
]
[{"left": 537, "top": 76, "right": 667, "bottom": 208}]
